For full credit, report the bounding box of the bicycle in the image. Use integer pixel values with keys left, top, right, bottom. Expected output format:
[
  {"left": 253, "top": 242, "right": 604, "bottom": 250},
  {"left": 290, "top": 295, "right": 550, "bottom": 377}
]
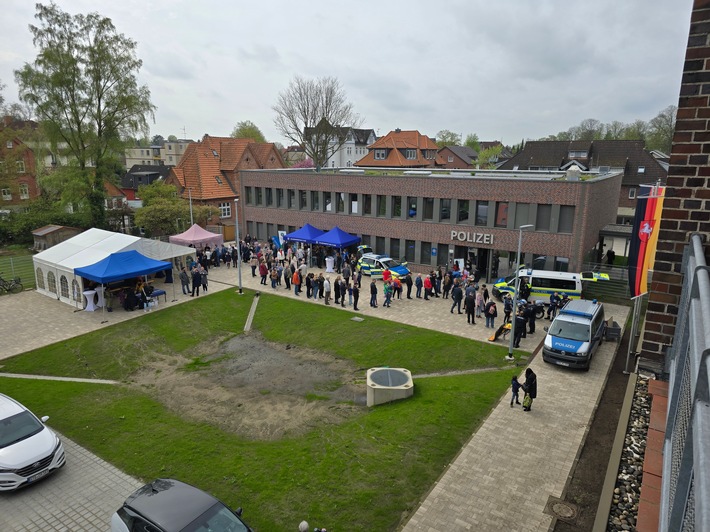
[{"left": 0, "top": 272, "right": 24, "bottom": 295}]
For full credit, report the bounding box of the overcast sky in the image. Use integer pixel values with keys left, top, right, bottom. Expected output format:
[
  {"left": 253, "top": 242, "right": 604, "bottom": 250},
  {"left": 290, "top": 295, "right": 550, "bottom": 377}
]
[{"left": 0, "top": 0, "right": 694, "bottom": 146}]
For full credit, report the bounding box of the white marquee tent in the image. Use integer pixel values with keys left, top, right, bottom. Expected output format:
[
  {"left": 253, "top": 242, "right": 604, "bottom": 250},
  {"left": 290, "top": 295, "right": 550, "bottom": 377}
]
[{"left": 33, "top": 228, "right": 195, "bottom": 307}]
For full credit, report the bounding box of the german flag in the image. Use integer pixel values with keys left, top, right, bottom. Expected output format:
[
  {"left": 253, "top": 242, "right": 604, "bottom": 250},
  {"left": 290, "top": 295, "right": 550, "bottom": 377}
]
[{"left": 627, "top": 184, "right": 665, "bottom": 297}]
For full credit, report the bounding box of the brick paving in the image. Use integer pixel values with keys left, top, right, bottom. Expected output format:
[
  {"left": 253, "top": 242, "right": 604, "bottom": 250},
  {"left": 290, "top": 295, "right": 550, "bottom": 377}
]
[{"left": 0, "top": 262, "right": 628, "bottom": 531}]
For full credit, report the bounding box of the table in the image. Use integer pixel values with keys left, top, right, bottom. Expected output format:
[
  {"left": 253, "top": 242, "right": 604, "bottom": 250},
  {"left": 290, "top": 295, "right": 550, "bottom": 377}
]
[
  {"left": 95, "top": 289, "right": 106, "bottom": 308},
  {"left": 83, "top": 290, "right": 97, "bottom": 312},
  {"left": 325, "top": 256, "right": 335, "bottom": 273}
]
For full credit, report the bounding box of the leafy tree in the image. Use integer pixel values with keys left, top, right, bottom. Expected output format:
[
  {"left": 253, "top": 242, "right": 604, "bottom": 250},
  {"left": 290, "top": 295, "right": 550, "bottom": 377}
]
[
  {"left": 435, "top": 129, "right": 461, "bottom": 147},
  {"left": 476, "top": 145, "right": 503, "bottom": 169},
  {"left": 151, "top": 134, "right": 165, "bottom": 146},
  {"left": 230, "top": 120, "right": 266, "bottom": 143},
  {"left": 647, "top": 105, "right": 677, "bottom": 154},
  {"left": 603, "top": 120, "right": 627, "bottom": 140},
  {"left": 273, "top": 75, "right": 362, "bottom": 169},
  {"left": 623, "top": 119, "right": 649, "bottom": 143},
  {"left": 167, "top": 134, "right": 178, "bottom": 142},
  {"left": 134, "top": 181, "right": 187, "bottom": 236},
  {"left": 464, "top": 133, "right": 481, "bottom": 152},
  {"left": 15, "top": 3, "right": 155, "bottom": 229},
  {"left": 577, "top": 118, "right": 604, "bottom": 141}
]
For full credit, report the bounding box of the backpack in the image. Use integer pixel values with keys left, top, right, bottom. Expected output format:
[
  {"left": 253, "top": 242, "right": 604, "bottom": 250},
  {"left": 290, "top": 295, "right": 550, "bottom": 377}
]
[{"left": 488, "top": 303, "right": 496, "bottom": 316}]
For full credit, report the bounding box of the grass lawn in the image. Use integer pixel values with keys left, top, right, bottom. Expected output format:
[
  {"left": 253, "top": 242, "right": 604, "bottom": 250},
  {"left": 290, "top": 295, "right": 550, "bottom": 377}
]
[{"left": 0, "top": 289, "right": 522, "bottom": 530}]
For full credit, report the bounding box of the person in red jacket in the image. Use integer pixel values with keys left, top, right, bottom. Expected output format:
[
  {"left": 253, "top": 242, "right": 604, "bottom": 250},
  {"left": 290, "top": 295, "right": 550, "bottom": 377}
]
[
  {"left": 292, "top": 269, "right": 301, "bottom": 296},
  {"left": 423, "top": 275, "right": 433, "bottom": 300}
]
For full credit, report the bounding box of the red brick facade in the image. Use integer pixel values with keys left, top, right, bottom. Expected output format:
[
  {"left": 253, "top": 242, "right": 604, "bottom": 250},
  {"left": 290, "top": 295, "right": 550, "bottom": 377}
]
[{"left": 641, "top": 0, "right": 710, "bottom": 361}]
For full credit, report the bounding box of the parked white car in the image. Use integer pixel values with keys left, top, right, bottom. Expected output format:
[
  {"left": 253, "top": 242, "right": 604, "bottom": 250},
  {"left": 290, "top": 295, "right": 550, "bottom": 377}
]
[{"left": 0, "top": 393, "right": 66, "bottom": 490}]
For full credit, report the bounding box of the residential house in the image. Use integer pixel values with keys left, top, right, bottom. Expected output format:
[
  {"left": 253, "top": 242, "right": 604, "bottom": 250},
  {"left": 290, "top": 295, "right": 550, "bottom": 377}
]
[
  {"left": 0, "top": 134, "right": 39, "bottom": 212},
  {"left": 120, "top": 164, "right": 172, "bottom": 202},
  {"left": 302, "top": 120, "right": 377, "bottom": 168},
  {"left": 165, "top": 134, "right": 285, "bottom": 241},
  {"left": 354, "top": 129, "right": 444, "bottom": 168},
  {"left": 31, "top": 225, "right": 83, "bottom": 251},
  {"left": 438, "top": 145, "right": 478, "bottom": 169},
  {"left": 498, "top": 140, "right": 667, "bottom": 224},
  {"left": 124, "top": 139, "right": 193, "bottom": 168},
  {"left": 478, "top": 141, "right": 514, "bottom": 167},
  {"left": 282, "top": 145, "right": 307, "bottom": 166}
]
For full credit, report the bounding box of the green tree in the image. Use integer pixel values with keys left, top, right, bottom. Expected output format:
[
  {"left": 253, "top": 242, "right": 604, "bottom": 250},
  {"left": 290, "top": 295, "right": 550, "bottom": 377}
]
[
  {"left": 646, "top": 105, "right": 677, "bottom": 154},
  {"left": 435, "top": 129, "right": 461, "bottom": 147},
  {"left": 15, "top": 3, "right": 155, "bottom": 228},
  {"left": 167, "top": 134, "right": 178, "bottom": 142},
  {"left": 230, "top": 120, "right": 266, "bottom": 143},
  {"left": 476, "top": 145, "right": 503, "bottom": 169},
  {"left": 273, "top": 75, "right": 362, "bottom": 169},
  {"left": 603, "top": 120, "right": 627, "bottom": 140},
  {"left": 151, "top": 134, "right": 165, "bottom": 146},
  {"left": 134, "top": 181, "right": 188, "bottom": 236},
  {"left": 464, "top": 133, "right": 481, "bottom": 153}
]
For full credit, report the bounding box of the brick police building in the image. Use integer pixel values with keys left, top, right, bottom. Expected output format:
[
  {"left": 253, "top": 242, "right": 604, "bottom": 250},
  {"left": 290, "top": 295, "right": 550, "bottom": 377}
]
[{"left": 237, "top": 167, "right": 622, "bottom": 278}]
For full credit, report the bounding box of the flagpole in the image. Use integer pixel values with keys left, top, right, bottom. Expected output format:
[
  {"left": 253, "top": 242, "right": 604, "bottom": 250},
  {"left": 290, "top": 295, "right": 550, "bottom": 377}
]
[{"left": 623, "top": 294, "right": 642, "bottom": 374}]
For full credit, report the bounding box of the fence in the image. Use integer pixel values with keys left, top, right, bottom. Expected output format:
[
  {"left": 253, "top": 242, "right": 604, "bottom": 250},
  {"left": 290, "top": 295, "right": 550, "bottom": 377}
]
[
  {"left": 0, "top": 255, "right": 36, "bottom": 292},
  {"left": 659, "top": 233, "right": 710, "bottom": 531},
  {"left": 580, "top": 262, "right": 631, "bottom": 304}
]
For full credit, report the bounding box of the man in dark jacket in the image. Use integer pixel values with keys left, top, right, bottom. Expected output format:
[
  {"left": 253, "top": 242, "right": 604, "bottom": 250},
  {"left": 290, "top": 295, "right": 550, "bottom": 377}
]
[
  {"left": 522, "top": 367, "right": 537, "bottom": 411},
  {"left": 450, "top": 281, "right": 463, "bottom": 314},
  {"left": 405, "top": 273, "right": 413, "bottom": 299},
  {"left": 464, "top": 291, "right": 476, "bottom": 324},
  {"left": 191, "top": 267, "right": 202, "bottom": 297},
  {"left": 513, "top": 311, "right": 527, "bottom": 348}
]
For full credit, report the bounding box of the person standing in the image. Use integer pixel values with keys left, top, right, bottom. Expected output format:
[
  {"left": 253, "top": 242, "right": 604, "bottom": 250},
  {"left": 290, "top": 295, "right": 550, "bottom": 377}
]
[
  {"left": 200, "top": 265, "right": 209, "bottom": 292},
  {"left": 191, "top": 266, "right": 202, "bottom": 297},
  {"left": 423, "top": 275, "right": 432, "bottom": 300},
  {"left": 484, "top": 299, "right": 498, "bottom": 328},
  {"left": 370, "top": 280, "right": 378, "bottom": 308},
  {"left": 442, "top": 274, "right": 453, "bottom": 299},
  {"left": 547, "top": 292, "right": 561, "bottom": 320},
  {"left": 334, "top": 275, "right": 342, "bottom": 304},
  {"left": 179, "top": 267, "right": 191, "bottom": 295},
  {"left": 323, "top": 277, "right": 332, "bottom": 305},
  {"left": 340, "top": 277, "right": 347, "bottom": 308},
  {"left": 352, "top": 282, "right": 360, "bottom": 310},
  {"left": 503, "top": 294, "right": 514, "bottom": 323},
  {"left": 405, "top": 273, "right": 413, "bottom": 299},
  {"left": 450, "top": 281, "right": 463, "bottom": 314},
  {"left": 465, "top": 290, "right": 476, "bottom": 324},
  {"left": 317, "top": 273, "right": 325, "bottom": 299},
  {"left": 476, "top": 288, "right": 485, "bottom": 319},
  {"left": 510, "top": 375, "right": 522, "bottom": 407},
  {"left": 259, "top": 260, "right": 268, "bottom": 285},
  {"left": 513, "top": 310, "right": 527, "bottom": 348},
  {"left": 522, "top": 367, "right": 537, "bottom": 411},
  {"left": 250, "top": 255, "right": 258, "bottom": 277},
  {"left": 292, "top": 269, "right": 301, "bottom": 296},
  {"left": 383, "top": 280, "right": 392, "bottom": 308},
  {"left": 415, "top": 273, "right": 423, "bottom": 298},
  {"left": 312, "top": 274, "right": 320, "bottom": 300},
  {"left": 527, "top": 301, "right": 537, "bottom": 334},
  {"left": 283, "top": 265, "right": 291, "bottom": 290}
]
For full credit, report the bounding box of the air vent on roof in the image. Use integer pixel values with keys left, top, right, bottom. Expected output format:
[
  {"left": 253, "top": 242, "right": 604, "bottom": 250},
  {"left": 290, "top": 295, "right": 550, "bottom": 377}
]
[
  {"left": 215, "top": 175, "right": 223, "bottom": 184},
  {"left": 212, "top": 150, "right": 218, "bottom": 157}
]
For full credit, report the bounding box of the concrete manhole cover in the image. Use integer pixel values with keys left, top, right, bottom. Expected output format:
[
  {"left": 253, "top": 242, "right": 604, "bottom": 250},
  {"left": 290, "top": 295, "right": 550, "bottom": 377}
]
[{"left": 544, "top": 496, "right": 579, "bottom": 525}]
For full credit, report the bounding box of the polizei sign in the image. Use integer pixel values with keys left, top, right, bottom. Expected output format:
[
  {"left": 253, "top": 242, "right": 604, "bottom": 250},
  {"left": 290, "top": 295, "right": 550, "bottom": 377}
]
[{"left": 451, "top": 230, "right": 494, "bottom": 244}]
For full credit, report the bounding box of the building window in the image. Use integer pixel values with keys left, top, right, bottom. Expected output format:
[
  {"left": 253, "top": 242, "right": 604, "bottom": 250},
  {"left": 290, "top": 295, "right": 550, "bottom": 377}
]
[
  {"left": 16, "top": 161, "right": 25, "bottom": 173},
  {"left": 391, "top": 196, "right": 402, "bottom": 217},
  {"left": 1, "top": 188, "right": 11, "bottom": 201},
  {"left": 299, "top": 190, "right": 307, "bottom": 209},
  {"left": 638, "top": 166, "right": 645, "bottom": 174},
  {"left": 448, "top": 156, "right": 454, "bottom": 163},
  {"left": 458, "top": 200, "right": 469, "bottom": 223},
  {"left": 276, "top": 188, "right": 284, "bottom": 207},
  {"left": 350, "top": 193, "right": 358, "bottom": 214},
  {"left": 324, "top": 191, "right": 332, "bottom": 212},
  {"left": 347, "top": 147, "right": 352, "bottom": 155},
  {"left": 440, "top": 198, "right": 451, "bottom": 221},
  {"left": 60, "top": 276, "right": 69, "bottom": 298},
  {"left": 265, "top": 188, "right": 273, "bottom": 206},
  {"left": 363, "top": 194, "right": 372, "bottom": 215},
  {"left": 36, "top": 267, "right": 45, "bottom": 290},
  {"left": 559, "top": 205, "right": 575, "bottom": 234},
  {"left": 423, "top": 198, "right": 434, "bottom": 220},
  {"left": 407, "top": 197, "right": 417, "bottom": 218},
  {"left": 6, "top": 141, "right": 12, "bottom": 149},
  {"left": 628, "top": 188, "right": 637, "bottom": 199},
  {"left": 391, "top": 238, "right": 400, "bottom": 259},
  {"left": 47, "top": 271, "right": 57, "bottom": 294},
  {"left": 336, "top": 192, "right": 345, "bottom": 213},
  {"left": 377, "top": 195, "right": 387, "bottom": 216},
  {"left": 405, "top": 239, "right": 415, "bottom": 262},
  {"left": 514, "top": 203, "right": 530, "bottom": 228},
  {"left": 254, "top": 188, "right": 262, "bottom": 205},
  {"left": 405, "top": 149, "right": 417, "bottom": 160},
  {"left": 374, "top": 149, "right": 386, "bottom": 160},
  {"left": 420, "top": 241, "right": 432, "bottom": 264},
  {"left": 495, "top": 202, "right": 508, "bottom": 228},
  {"left": 361, "top": 234, "right": 371, "bottom": 247},
  {"left": 568, "top": 150, "right": 587, "bottom": 158},
  {"left": 288, "top": 189, "right": 295, "bottom": 209},
  {"left": 475, "top": 201, "right": 488, "bottom": 226},
  {"left": 245, "top": 187, "right": 253, "bottom": 205},
  {"left": 376, "top": 236, "right": 385, "bottom": 255},
  {"left": 19, "top": 184, "right": 29, "bottom": 199},
  {"left": 219, "top": 202, "right": 231, "bottom": 218},
  {"left": 437, "top": 244, "right": 449, "bottom": 267},
  {"left": 311, "top": 191, "right": 320, "bottom": 211},
  {"left": 535, "top": 204, "right": 552, "bottom": 232}
]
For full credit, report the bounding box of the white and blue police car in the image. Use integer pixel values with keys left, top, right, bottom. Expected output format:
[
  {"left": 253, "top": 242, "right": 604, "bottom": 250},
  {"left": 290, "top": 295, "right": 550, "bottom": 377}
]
[{"left": 542, "top": 299, "right": 606, "bottom": 371}]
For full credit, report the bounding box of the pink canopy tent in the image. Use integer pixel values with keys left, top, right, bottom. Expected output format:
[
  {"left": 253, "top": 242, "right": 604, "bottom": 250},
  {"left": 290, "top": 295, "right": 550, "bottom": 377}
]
[{"left": 169, "top": 224, "right": 224, "bottom": 248}]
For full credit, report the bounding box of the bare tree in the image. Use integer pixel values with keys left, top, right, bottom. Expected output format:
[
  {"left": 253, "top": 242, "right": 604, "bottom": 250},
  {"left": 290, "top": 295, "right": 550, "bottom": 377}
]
[
  {"left": 273, "top": 76, "right": 361, "bottom": 169},
  {"left": 647, "top": 105, "right": 677, "bottom": 154}
]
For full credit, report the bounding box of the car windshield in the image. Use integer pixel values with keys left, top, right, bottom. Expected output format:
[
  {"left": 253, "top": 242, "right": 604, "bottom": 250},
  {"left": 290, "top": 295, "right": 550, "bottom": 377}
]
[
  {"left": 550, "top": 321, "right": 590, "bottom": 342},
  {"left": 0, "top": 411, "right": 44, "bottom": 449},
  {"left": 380, "top": 258, "right": 401, "bottom": 269},
  {"left": 184, "top": 502, "right": 249, "bottom": 532}
]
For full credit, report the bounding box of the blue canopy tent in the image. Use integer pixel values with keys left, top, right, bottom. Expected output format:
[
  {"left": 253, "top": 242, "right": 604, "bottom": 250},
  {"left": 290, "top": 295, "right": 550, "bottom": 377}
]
[
  {"left": 314, "top": 227, "right": 361, "bottom": 248},
  {"left": 74, "top": 250, "right": 172, "bottom": 321},
  {"left": 283, "top": 223, "right": 325, "bottom": 244}
]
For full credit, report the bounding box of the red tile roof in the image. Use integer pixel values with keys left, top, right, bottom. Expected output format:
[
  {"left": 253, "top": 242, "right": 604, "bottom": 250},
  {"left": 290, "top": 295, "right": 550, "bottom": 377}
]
[{"left": 355, "top": 130, "right": 444, "bottom": 167}]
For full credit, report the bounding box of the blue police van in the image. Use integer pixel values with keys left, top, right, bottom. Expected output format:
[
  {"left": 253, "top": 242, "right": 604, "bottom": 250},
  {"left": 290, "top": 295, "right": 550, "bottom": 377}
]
[{"left": 542, "top": 299, "right": 606, "bottom": 371}]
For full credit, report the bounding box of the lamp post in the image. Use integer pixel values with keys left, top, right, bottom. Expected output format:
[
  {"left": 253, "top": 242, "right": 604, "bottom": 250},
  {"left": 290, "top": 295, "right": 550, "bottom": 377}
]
[
  {"left": 507, "top": 224, "right": 534, "bottom": 361},
  {"left": 234, "top": 197, "right": 243, "bottom": 295},
  {"left": 188, "top": 188, "right": 194, "bottom": 226}
]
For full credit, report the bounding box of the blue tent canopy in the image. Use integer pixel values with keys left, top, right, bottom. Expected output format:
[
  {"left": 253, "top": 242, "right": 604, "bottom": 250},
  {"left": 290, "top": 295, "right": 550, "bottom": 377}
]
[
  {"left": 314, "top": 227, "right": 361, "bottom": 248},
  {"left": 74, "top": 250, "right": 171, "bottom": 284},
  {"left": 283, "top": 223, "right": 325, "bottom": 244}
]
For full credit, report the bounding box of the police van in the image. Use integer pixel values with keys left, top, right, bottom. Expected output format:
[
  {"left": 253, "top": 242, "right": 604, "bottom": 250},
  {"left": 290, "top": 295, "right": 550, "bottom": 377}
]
[
  {"left": 542, "top": 299, "right": 606, "bottom": 370},
  {"left": 492, "top": 269, "right": 609, "bottom": 302}
]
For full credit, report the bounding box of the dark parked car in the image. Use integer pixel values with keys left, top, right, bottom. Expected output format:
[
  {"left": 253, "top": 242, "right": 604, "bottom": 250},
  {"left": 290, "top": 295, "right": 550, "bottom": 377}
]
[{"left": 111, "top": 478, "right": 253, "bottom": 532}]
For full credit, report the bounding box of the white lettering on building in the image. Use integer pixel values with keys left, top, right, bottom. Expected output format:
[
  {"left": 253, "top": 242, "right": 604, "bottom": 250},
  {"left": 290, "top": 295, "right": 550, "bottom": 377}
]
[{"left": 450, "top": 230, "right": 494, "bottom": 245}]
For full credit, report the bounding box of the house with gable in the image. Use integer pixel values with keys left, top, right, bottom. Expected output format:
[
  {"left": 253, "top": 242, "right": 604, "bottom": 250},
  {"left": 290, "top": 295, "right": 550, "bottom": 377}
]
[
  {"left": 165, "top": 134, "right": 285, "bottom": 240},
  {"left": 438, "top": 145, "right": 478, "bottom": 169},
  {"left": 498, "top": 140, "right": 667, "bottom": 224},
  {"left": 354, "top": 129, "right": 444, "bottom": 168}
]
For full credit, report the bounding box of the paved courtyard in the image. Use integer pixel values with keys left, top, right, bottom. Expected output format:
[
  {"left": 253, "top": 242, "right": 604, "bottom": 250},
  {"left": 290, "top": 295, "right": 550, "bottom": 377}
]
[{"left": 0, "top": 262, "right": 628, "bottom": 531}]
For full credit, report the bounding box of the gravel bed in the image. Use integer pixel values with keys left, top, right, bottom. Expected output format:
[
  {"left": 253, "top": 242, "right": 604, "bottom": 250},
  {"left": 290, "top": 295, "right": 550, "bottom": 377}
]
[{"left": 607, "top": 375, "right": 650, "bottom": 531}]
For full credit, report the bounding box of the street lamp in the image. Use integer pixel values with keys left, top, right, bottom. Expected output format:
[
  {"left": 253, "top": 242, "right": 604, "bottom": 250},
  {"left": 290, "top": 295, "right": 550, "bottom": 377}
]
[
  {"left": 507, "top": 224, "right": 534, "bottom": 361},
  {"left": 234, "top": 197, "right": 243, "bottom": 295}
]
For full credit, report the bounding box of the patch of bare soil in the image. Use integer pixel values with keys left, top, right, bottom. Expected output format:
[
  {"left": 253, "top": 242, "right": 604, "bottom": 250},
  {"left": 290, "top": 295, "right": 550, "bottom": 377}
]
[{"left": 131, "top": 333, "right": 367, "bottom": 441}]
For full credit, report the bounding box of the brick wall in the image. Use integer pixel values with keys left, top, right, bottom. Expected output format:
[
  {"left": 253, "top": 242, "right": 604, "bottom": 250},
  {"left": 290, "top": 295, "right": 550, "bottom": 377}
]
[{"left": 642, "top": 0, "right": 710, "bottom": 361}]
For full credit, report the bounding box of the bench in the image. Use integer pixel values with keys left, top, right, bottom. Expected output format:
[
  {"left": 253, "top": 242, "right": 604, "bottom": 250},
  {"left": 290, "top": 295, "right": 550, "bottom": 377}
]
[{"left": 151, "top": 289, "right": 167, "bottom": 302}]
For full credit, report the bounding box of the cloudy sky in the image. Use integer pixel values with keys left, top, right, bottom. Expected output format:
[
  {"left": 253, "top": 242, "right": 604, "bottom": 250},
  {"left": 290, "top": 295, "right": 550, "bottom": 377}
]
[{"left": 0, "top": 0, "right": 694, "bottom": 146}]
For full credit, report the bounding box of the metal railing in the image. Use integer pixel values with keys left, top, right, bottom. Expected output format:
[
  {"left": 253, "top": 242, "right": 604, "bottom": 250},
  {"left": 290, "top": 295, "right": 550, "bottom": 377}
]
[{"left": 659, "top": 233, "right": 710, "bottom": 532}]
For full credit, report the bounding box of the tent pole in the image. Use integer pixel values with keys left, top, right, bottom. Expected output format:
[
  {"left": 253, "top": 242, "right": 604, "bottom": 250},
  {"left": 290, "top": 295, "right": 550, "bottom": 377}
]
[
  {"left": 100, "top": 284, "right": 108, "bottom": 324},
  {"left": 171, "top": 267, "right": 177, "bottom": 302}
]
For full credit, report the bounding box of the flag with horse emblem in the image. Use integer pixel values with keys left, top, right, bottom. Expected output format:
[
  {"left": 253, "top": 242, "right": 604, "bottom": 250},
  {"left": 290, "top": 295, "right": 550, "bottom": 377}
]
[{"left": 627, "top": 183, "right": 665, "bottom": 297}]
